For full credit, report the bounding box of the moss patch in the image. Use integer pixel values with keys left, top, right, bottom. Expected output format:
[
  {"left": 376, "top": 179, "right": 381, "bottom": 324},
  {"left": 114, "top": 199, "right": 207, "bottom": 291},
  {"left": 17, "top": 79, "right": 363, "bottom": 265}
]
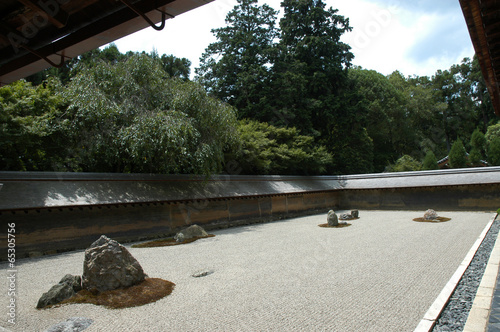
[
  {"left": 413, "top": 217, "right": 451, "bottom": 223},
  {"left": 61, "top": 278, "right": 175, "bottom": 309},
  {"left": 318, "top": 223, "right": 352, "bottom": 228},
  {"left": 132, "top": 234, "right": 215, "bottom": 248}
]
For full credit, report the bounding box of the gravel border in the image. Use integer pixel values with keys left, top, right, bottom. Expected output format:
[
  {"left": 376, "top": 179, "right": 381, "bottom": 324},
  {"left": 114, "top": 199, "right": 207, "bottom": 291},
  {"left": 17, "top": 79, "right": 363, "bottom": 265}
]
[{"left": 433, "top": 216, "right": 500, "bottom": 331}]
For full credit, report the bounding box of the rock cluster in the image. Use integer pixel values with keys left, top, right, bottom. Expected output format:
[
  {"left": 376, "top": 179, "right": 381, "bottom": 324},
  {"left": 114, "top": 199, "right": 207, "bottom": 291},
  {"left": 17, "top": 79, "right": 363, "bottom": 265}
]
[
  {"left": 37, "top": 235, "right": 147, "bottom": 308},
  {"left": 174, "top": 224, "right": 209, "bottom": 243},
  {"left": 339, "top": 210, "right": 359, "bottom": 220}
]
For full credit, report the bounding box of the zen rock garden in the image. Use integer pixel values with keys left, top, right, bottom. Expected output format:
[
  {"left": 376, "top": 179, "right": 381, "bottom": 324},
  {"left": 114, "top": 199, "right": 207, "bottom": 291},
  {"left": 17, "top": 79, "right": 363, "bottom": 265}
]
[{"left": 35, "top": 213, "right": 452, "bottom": 313}]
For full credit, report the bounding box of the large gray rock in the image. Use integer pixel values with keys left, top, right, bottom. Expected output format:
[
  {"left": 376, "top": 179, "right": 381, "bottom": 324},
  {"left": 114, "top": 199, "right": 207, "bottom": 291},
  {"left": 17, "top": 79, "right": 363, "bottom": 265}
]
[
  {"left": 327, "top": 210, "right": 339, "bottom": 226},
  {"left": 82, "top": 235, "right": 146, "bottom": 292},
  {"left": 174, "top": 225, "right": 209, "bottom": 242},
  {"left": 37, "top": 283, "right": 75, "bottom": 309}
]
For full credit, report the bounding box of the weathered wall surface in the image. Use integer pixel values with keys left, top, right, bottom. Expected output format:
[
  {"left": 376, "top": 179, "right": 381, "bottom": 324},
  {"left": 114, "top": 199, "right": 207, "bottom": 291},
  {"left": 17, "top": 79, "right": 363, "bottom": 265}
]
[{"left": 1, "top": 168, "right": 499, "bottom": 258}]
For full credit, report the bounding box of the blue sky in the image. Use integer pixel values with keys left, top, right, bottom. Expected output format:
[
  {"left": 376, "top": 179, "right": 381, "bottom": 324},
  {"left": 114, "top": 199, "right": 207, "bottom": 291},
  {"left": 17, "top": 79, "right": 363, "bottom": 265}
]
[{"left": 111, "top": 0, "right": 475, "bottom": 78}]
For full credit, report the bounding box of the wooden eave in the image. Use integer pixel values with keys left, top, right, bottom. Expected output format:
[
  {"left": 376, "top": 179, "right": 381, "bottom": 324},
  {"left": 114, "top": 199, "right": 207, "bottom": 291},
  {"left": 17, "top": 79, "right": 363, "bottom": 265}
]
[
  {"left": 0, "top": 0, "right": 212, "bottom": 85},
  {"left": 460, "top": 0, "right": 500, "bottom": 117}
]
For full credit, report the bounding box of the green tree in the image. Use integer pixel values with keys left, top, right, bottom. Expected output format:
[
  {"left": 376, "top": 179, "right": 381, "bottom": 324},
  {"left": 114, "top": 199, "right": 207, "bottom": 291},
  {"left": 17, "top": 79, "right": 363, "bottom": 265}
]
[
  {"left": 160, "top": 54, "right": 191, "bottom": 80},
  {"left": 469, "top": 147, "right": 482, "bottom": 166},
  {"left": 386, "top": 155, "right": 422, "bottom": 172},
  {"left": 229, "top": 119, "right": 333, "bottom": 175},
  {"left": 486, "top": 122, "right": 500, "bottom": 144},
  {"left": 26, "top": 44, "right": 127, "bottom": 85},
  {"left": 469, "top": 128, "right": 486, "bottom": 165},
  {"left": 487, "top": 137, "right": 500, "bottom": 166},
  {"left": 422, "top": 150, "right": 438, "bottom": 170},
  {"left": 273, "top": 0, "right": 353, "bottom": 136},
  {"left": 486, "top": 122, "right": 500, "bottom": 166},
  {"left": 0, "top": 79, "right": 66, "bottom": 171},
  {"left": 470, "top": 128, "right": 486, "bottom": 154},
  {"left": 63, "top": 54, "right": 238, "bottom": 174},
  {"left": 448, "top": 139, "right": 467, "bottom": 168},
  {"left": 196, "top": 0, "right": 278, "bottom": 119},
  {"left": 430, "top": 57, "right": 496, "bottom": 153}
]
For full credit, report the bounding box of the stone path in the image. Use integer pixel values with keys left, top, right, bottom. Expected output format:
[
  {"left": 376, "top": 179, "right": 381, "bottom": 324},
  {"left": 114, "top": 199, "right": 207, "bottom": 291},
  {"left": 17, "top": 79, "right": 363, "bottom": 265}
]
[{"left": 0, "top": 211, "right": 494, "bottom": 332}]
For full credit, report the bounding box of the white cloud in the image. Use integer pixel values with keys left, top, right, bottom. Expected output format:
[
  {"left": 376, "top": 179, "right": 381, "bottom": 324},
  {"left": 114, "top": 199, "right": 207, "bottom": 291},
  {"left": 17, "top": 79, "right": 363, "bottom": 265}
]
[
  {"left": 110, "top": 0, "right": 474, "bottom": 78},
  {"left": 336, "top": 0, "right": 474, "bottom": 77}
]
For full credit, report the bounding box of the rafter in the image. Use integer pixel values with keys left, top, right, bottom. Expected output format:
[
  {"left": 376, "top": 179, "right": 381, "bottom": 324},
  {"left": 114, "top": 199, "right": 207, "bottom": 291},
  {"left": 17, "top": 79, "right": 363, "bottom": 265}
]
[{"left": 15, "top": 0, "right": 68, "bottom": 28}]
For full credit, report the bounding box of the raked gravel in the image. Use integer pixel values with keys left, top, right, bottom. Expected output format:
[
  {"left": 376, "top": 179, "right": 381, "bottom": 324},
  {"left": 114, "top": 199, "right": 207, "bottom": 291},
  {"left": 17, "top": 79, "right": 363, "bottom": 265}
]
[{"left": 0, "top": 211, "right": 495, "bottom": 332}]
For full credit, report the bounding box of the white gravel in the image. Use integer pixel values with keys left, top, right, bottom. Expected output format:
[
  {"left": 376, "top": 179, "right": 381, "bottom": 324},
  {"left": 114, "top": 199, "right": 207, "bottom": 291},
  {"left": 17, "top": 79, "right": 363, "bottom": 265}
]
[{"left": 0, "top": 210, "right": 494, "bottom": 332}]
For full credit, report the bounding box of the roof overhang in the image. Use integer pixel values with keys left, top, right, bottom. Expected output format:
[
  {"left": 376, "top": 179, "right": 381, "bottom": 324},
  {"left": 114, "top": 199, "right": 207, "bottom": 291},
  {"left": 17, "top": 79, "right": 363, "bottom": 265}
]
[
  {"left": 0, "top": 0, "right": 212, "bottom": 85},
  {"left": 460, "top": 0, "right": 500, "bottom": 117}
]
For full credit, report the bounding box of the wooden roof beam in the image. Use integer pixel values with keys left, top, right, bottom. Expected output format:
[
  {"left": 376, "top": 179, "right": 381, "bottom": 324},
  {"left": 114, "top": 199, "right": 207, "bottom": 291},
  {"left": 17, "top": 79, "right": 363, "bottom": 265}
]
[{"left": 15, "top": 0, "right": 69, "bottom": 28}]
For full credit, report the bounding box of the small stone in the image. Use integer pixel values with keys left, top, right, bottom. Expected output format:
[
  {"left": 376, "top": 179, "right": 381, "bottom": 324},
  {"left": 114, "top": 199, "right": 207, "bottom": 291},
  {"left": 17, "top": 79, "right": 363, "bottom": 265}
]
[
  {"left": 175, "top": 233, "right": 185, "bottom": 243},
  {"left": 37, "top": 283, "right": 75, "bottom": 309},
  {"left": 327, "top": 210, "right": 338, "bottom": 226},
  {"left": 340, "top": 213, "right": 351, "bottom": 220},
  {"left": 351, "top": 210, "right": 359, "bottom": 218},
  {"left": 192, "top": 269, "right": 214, "bottom": 278},
  {"left": 174, "top": 225, "right": 209, "bottom": 241},
  {"left": 424, "top": 209, "right": 438, "bottom": 220},
  {"left": 45, "top": 317, "right": 93, "bottom": 332}
]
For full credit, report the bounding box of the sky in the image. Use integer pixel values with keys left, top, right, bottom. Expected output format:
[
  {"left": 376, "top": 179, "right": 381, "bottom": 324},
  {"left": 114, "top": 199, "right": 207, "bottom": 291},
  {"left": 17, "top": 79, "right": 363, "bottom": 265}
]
[{"left": 109, "top": 0, "right": 475, "bottom": 79}]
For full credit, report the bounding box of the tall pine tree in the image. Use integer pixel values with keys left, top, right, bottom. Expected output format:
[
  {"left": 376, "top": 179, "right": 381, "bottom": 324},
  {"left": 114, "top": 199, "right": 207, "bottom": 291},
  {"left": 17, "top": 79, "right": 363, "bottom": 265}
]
[
  {"left": 272, "top": 0, "right": 353, "bottom": 136},
  {"left": 195, "top": 0, "right": 278, "bottom": 119}
]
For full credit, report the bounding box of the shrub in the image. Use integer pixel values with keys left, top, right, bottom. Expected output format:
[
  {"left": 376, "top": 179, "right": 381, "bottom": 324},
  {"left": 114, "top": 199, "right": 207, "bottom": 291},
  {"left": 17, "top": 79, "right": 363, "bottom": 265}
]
[
  {"left": 487, "top": 137, "right": 500, "bottom": 166},
  {"left": 486, "top": 122, "right": 500, "bottom": 144},
  {"left": 469, "top": 147, "right": 482, "bottom": 166},
  {"left": 449, "top": 139, "right": 467, "bottom": 168},
  {"left": 386, "top": 155, "right": 422, "bottom": 172},
  {"left": 422, "top": 150, "right": 438, "bottom": 170}
]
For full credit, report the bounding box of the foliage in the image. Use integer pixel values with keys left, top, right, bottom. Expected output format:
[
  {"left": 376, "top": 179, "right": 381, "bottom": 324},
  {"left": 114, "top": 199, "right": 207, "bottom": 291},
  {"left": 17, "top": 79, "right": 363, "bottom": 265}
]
[
  {"left": 486, "top": 122, "right": 500, "bottom": 144},
  {"left": 327, "top": 125, "right": 374, "bottom": 175},
  {"left": 0, "top": 79, "right": 67, "bottom": 171},
  {"left": 386, "top": 155, "right": 422, "bottom": 172},
  {"left": 430, "top": 57, "right": 496, "bottom": 152},
  {"left": 159, "top": 54, "right": 191, "bottom": 80},
  {"left": 468, "top": 128, "right": 486, "bottom": 166},
  {"left": 422, "top": 150, "right": 439, "bottom": 170},
  {"left": 448, "top": 139, "right": 467, "bottom": 168},
  {"left": 63, "top": 54, "right": 238, "bottom": 174},
  {"left": 488, "top": 137, "right": 500, "bottom": 166},
  {"left": 27, "top": 44, "right": 191, "bottom": 85},
  {"left": 471, "top": 128, "right": 487, "bottom": 149},
  {"left": 196, "top": 0, "right": 278, "bottom": 120},
  {"left": 468, "top": 147, "right": 482, "bottom": 166},
  {"left": 228, "top": 119, "right": 333, "bottom": 175},
  {"left": 273, "top": 0, "right": 353, "bottom": 136}
]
